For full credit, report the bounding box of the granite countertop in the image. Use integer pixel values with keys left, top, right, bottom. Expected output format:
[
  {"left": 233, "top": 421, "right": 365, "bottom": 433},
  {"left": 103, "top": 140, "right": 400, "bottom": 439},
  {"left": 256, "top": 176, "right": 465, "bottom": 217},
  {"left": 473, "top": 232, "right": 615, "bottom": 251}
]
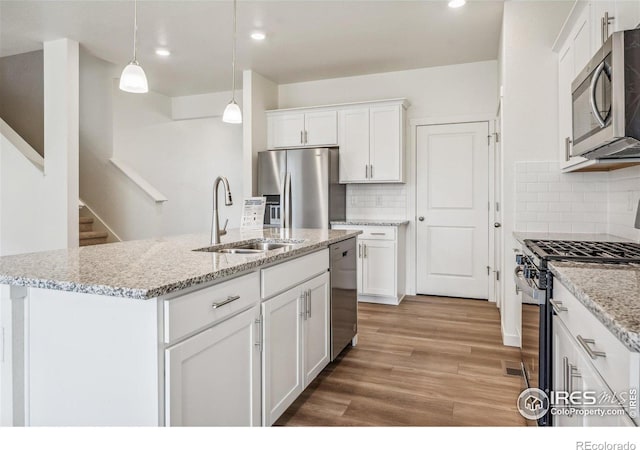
[
  {"left": 513, "top": 232, "right": 631, "bottom": 245},
  {"left": 331, "top": 219, "right": 409, "bottom": 227},
  {"left": 0, "top": 228, "right": 361, "bottom": 300},
  {"left": 549, "top": 261, "right": 640, "bottom": 352}
]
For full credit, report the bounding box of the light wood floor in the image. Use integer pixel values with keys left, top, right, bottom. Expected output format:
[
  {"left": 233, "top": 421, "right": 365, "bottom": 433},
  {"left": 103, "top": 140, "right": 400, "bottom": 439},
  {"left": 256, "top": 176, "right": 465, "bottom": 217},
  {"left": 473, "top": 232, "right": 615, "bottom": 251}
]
[{"left": 276, "top": 296, "right": 527, "bottom": 426}]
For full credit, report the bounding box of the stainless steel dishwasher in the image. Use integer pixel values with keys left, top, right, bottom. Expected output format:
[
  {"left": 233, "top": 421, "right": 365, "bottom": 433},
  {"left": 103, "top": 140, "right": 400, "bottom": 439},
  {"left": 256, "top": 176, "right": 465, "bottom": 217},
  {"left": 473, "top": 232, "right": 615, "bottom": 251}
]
[{"left": 329, "top": 237, "right": 358, "bottom": 360}]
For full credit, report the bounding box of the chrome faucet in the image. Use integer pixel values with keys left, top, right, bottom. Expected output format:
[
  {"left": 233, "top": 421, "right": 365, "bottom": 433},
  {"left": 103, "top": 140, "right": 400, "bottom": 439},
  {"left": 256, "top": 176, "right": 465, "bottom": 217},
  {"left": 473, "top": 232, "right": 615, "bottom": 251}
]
[{"left": 211, "top": 176, "right": 233, "bottom": 245}]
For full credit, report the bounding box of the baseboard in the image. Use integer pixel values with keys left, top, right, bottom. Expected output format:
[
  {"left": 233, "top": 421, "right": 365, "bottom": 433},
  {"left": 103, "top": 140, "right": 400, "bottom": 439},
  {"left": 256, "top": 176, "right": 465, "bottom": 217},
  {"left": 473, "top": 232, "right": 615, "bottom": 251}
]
[
  {"left": 502, "top": 325, "right": 521, "bottom": 348},
  {"left": 358, "top": 294, "right": 402, "bottom": 306}
]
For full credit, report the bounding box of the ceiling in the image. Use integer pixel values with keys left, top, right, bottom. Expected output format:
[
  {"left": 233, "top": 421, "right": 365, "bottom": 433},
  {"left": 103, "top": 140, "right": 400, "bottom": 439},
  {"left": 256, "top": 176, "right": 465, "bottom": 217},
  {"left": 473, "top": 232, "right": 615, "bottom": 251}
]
[{"left": 0, "top": 0, "right": 505, "bottom": 97}]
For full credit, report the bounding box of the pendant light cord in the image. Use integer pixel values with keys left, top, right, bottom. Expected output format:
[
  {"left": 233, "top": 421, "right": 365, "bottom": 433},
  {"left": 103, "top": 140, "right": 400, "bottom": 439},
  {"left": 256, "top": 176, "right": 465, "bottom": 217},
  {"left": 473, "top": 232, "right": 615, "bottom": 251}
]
[
  {"left": 133, "top": 0, "right": 138, "bottom": 62},
  {"left": 231, "top": 0, "right": 237, "bottom": 101}
]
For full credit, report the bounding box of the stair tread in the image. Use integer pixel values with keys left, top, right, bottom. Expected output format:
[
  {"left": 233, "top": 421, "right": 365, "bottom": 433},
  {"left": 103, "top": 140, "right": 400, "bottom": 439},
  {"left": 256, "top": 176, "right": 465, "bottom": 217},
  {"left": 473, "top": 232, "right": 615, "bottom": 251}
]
[
  {"left": 79, "top": 231, "right": 108, "bottom": 240},
  {"left": 79, "top": 217, "right": 94, "bottom": 224}
]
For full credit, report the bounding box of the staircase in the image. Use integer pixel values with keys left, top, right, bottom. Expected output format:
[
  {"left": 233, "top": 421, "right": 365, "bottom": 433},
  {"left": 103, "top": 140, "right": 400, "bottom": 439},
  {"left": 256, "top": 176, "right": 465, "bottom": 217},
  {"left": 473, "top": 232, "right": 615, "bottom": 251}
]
[{"left": 79, "top": 217, "right": 108, "bottom": 247}]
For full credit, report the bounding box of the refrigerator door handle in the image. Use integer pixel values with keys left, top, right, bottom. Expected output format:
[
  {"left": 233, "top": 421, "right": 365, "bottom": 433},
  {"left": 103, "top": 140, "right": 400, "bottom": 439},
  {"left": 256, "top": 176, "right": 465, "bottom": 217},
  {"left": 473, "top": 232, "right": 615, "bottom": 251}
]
[{"left": 282, "top": 172, "right": 292, "bottom": 229}]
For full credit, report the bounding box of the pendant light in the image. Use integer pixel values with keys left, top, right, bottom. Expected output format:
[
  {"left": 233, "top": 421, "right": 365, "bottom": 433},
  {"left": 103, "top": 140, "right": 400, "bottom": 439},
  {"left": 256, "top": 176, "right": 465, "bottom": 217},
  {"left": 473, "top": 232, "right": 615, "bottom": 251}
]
[
  {"left": 222, "top": 0, "right": 242, "bottom": 124},
  {"left": 119, "top": 0, "right": 149, "bottom": 93}
]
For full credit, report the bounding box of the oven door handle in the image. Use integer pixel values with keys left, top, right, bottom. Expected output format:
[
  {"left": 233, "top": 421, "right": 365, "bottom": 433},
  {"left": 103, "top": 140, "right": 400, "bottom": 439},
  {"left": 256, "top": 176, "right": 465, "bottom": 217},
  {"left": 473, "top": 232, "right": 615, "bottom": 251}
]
[{"left": 514, "top": 266, "right": 545, "bottom": 305}]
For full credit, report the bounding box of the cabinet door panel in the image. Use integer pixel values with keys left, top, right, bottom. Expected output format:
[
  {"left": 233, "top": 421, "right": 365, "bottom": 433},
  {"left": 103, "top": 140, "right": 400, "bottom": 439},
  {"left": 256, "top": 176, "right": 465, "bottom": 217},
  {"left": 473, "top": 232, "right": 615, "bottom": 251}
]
[
  {"left": 361, "top": 240, "right": 396, "bottom": 297},
  {"left": 573, "top": 6, "right": 592, "bottom": 75},
  {"left": 338, "top": 108, "right": 370, "bottom": 183},
  {"left": 305, "top": 111, "right": 337, "bottom": 146},
  {"left": 552, "top": 317, "right": 583, "bottom": 426},
  {"left": 262, "top": 287, "right": 304, "bottom": 426},
  {"left": 303, "top": 272, "right": 331, "bottom": 386},
  {"left": 165, "top": 305, "right": 261, "bottom": 426},
  {"left": 369, "top": 105, "right": 402, "bottom": 182},
  {"left": 270, "top": 114, "right": 305, "bottom": 148}
]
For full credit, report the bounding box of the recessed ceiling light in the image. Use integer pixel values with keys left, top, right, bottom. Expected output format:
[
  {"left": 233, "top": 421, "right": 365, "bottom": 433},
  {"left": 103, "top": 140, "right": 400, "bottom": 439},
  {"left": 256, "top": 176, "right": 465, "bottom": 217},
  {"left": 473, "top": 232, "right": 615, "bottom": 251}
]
[
  {"left": 448, "top": 0, "right": 466, "bottom": 8},
  {"left": 155, "top": 48, "right": 171, "bottom": 56},
  {"left": 251, "top": 32, "right": 266, "bottom": 41}
]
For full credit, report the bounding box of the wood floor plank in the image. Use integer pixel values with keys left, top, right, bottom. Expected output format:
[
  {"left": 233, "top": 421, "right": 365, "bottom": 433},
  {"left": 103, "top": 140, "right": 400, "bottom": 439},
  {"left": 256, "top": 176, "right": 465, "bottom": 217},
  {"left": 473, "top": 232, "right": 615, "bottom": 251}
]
[{"left": 276, "top": 296, "right": 527, "bottom": 427}]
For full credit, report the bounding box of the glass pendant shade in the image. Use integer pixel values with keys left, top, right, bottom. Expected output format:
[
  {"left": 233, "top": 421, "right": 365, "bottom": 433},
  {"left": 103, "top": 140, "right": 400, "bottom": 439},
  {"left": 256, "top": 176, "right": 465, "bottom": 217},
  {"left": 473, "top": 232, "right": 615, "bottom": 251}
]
[
  {"left": 222, "top": 100, "right": 242, "bottom": 124},
  {"left": 119, "top": 61, "right": 149, "bottom": 93}
]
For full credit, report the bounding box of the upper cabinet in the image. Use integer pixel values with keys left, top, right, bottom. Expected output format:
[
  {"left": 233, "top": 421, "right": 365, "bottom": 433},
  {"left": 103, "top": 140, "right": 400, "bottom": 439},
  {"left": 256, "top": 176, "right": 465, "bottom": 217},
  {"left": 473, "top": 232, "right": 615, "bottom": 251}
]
[
  {"left": 268, "top": 110, "right": 337, "bottom": 149},
  {"left": 267, "top": 99, "right": 409, "bottom": 184},
  {"left": 554, "top": 0, "right": 640, "bottom": 172}
]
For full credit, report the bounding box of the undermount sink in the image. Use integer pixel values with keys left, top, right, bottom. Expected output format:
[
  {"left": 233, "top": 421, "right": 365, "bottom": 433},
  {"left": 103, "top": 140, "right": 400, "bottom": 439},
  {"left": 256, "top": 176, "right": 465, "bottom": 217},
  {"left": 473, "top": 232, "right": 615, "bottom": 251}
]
[{"left": 201, "top": 241, "right": 299, "bottom": 254}]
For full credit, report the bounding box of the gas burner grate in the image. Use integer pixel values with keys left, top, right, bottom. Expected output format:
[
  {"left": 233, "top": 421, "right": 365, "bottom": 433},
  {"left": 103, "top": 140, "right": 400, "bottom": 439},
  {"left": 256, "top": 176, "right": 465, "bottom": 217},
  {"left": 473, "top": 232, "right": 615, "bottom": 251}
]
[{"left": 525, "top": 240, "right": 640, "bottom": 263}]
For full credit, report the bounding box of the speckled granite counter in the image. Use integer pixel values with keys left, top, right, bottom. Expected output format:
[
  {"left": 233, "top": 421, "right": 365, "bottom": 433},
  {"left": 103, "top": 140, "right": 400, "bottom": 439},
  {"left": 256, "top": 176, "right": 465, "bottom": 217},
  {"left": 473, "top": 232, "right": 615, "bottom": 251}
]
[
  {"left": 549, "top": 261, "right": 640, "bottom": 352},
  {"left": 0, "top": 228, "right": 361, "bottom": 300},
  {"left": 331, "top": 219, "right": 409, "bottom": 227},
  {"left": 513, "top": 232, "right": 631, "bottom": 245}
]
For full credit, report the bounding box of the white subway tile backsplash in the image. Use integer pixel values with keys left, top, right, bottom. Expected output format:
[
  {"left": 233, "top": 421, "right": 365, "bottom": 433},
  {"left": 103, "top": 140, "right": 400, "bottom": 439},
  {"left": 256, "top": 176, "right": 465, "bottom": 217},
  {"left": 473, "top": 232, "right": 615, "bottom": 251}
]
[
  {"left": 515, "top": 161, "right": 608, "bottom": 232},
  {"left": 346, "top": 184, "right": 407, "bottom": 220}
]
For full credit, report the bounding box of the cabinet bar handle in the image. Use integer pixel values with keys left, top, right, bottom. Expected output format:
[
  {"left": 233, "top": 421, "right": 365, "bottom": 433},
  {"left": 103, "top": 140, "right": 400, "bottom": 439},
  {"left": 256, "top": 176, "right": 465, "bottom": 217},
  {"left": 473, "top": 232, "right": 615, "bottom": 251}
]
[
  {"left": 212, "top": 295, "right": 240, "bottom": 309},
  {"left": 577, "top": 335, "right": 607, "bottom": 359},
  {"left": 364, "top": 244, "right": 367, "bottom": 258},
  {"left": 307, "top": 289, "right": 311, "bottom": 318},
  {"left": 300, "top": 131, "right": 303, "bottom": 144},
  {"left": 358, "top": 243, "right": 362, "bottom": 258},
  {"left": 304, "top": 130, "right": 308, "bottom": 144},
  {"left": 549, "top": 299, "right": 568, "bottom": 315},
  {"left": 563, "top": 356, "right": 569, "bottom": 393},
  {"left": 300, "top": 292, "right": 306, "bottom": 319},
  {"left": 564, "top": 137, "right": 572, "bottom": 161},
  {"left": 370, "top": 164, "right": 373, "bottom": 178},
  {"left": 370, "top": 232, "right": 385, "bottom": 236},
  {"left": 365, "top": 165, "right": 369, "bottom": 179},
  {"left": 254, "top": 316, "right": 263, "bottom": 352}
]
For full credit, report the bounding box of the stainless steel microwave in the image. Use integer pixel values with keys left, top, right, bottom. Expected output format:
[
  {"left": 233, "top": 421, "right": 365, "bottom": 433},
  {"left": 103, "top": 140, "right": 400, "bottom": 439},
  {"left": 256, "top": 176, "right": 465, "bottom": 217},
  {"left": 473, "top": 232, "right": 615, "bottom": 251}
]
[{"left": 571, "top": 28, "right": 640, "bottom": 159}]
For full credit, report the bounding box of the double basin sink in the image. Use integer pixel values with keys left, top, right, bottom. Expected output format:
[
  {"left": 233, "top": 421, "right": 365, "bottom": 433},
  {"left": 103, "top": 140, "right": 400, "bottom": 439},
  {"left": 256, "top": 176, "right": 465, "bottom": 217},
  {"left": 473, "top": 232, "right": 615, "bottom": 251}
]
[{"left": 195, "top": 239, "right": 301, "bottom": 255}]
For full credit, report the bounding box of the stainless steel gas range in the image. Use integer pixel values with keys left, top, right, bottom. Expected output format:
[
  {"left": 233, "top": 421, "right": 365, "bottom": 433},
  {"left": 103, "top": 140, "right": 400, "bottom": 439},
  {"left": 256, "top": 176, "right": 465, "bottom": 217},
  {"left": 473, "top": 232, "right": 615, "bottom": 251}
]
[{"left": 514, "top": 239, "right": 640, "bottom": 426}]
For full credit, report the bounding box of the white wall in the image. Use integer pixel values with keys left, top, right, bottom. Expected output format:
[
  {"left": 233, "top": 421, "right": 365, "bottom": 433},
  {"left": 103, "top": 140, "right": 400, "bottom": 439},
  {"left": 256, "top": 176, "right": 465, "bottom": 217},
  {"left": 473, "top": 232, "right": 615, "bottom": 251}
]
[
  {"left": 0, "top": 39, "right": 79, "bottom": 256},
  {"left": 242, "top": 70, "right": 278, "bottom": 198},
  {"left": 278, "top": 61, "right": 498, "bottom": 297},
  {"left": 79, "top": 50, "right": 243, "bottom": 241},
  {"left": 500, "top": 1, "right": 574, "bottom": 346}
]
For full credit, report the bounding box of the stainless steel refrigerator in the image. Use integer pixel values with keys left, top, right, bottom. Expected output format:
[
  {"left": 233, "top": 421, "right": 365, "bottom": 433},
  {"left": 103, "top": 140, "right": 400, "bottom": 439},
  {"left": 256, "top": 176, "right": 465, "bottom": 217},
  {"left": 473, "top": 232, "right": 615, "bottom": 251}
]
[{"left": 258, "top": 148, "right": 345, "bottom": 228}]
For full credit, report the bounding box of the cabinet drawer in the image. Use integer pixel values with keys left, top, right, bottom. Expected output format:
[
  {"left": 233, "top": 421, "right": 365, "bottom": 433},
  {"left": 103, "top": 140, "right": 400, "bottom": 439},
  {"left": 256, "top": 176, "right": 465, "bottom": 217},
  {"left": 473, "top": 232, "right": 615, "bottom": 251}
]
[
  {"left": 261, "top": 249, "right": 329, "bottom": 299},
  {"left": 164, "top": 272, "right": 260, "bottom": 344},
  {"left": 332, "top": 225, "right": 396, "bottom": 241},
  {"left": 553, "top": 281, "right": 640, "bottom": 412}
]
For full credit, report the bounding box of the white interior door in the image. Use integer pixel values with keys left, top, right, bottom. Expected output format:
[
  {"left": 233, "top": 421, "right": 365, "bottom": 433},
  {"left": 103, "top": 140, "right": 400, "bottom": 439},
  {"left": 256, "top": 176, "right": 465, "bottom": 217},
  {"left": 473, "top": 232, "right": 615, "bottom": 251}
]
[
  {"left": 416, "top": 122, "right": 489, "bottom": 299},
  {"left": 493, "top": 114, "right": 502, "bottom": 308}
]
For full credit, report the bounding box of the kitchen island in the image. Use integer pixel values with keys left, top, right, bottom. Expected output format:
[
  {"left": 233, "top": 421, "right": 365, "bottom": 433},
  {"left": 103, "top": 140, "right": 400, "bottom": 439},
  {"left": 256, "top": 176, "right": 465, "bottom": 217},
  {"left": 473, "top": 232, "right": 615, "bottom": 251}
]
[{"left": 0, "top": 227, "right": 361, "bottom": 426}]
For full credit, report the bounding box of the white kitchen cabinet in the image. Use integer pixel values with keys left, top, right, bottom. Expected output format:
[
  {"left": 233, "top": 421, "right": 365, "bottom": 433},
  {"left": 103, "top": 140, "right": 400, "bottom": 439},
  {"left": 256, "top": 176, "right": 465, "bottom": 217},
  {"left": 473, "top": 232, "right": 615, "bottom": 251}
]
[
  {"left": 338, "top": 108, "right": 370, "bottom": 183},
  {"left": 262, "top": 271, "right": 330, "bottom": 426},
  {"left": 332, "top": 224, "right": 406, "bottom": 305},
  {"left": 267, "top": 110, "right": 337, "bottom": 149},
  {"left": 165, "top": 304, "right": 261, "bottom": 426},
  {"left": 338, "top": 100, "right": 407, "bottom": 183},
  {"left": 551, "top": 281, "right": 638, "bottom": 427},
  {"left": 302, "top": 272, "right": 331, "bottom": 386},
  {"left": 592, "top": 1, "right": 640, "bottom": 50},
  {"left": 261, "top": 252, "right": 330, "bottom": 426},
  {"left": 261, "top": 281, "right": 305, "bottom": 426},
  {"left": 360, "top": 239, "right": 396, "bottom": 298}
]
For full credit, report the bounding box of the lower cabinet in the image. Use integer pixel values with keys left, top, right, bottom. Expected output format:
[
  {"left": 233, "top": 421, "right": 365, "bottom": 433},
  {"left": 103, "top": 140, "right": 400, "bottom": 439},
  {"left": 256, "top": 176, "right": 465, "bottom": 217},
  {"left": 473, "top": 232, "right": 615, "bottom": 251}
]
[
  {"left": 262, "top": 271, "right": 330, "bottom": 426},
  {"left": 165, "top": 305, "right": 262, "bottom": 426},
  {"left": 360, "top": 239, "right": 396, "bottom": 297},
  {"left": 552, "top": 316, "right": 636, "bottom": 427}
]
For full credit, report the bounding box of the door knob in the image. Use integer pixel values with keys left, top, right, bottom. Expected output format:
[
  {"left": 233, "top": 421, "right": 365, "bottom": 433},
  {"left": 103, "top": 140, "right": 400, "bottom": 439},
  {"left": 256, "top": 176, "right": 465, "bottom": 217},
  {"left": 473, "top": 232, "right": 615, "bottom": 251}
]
[
  {"left": 418, "top": 216, "right": 425, "bottom": 222},
  {"left": 494, "top": 222, "right": 501, "bottom": 228}
]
